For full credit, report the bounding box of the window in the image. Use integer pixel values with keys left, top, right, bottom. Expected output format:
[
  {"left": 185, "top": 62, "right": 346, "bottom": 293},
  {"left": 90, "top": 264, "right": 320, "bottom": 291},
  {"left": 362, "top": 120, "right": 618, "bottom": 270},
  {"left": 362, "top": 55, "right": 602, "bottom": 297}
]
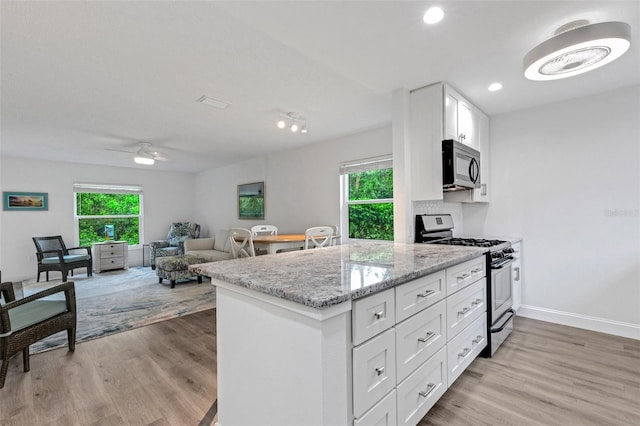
[
  {"left": 74, "top": 184, "right": 143, "bottom": 246},
  {"left": 340, "top": 156, "right": 393, "bottom": 241}
]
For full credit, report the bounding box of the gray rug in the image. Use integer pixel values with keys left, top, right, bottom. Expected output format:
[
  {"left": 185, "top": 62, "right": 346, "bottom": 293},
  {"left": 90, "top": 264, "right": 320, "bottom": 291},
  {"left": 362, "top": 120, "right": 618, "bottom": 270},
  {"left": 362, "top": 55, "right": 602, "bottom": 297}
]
[{"left": 19, "top": 267, "right": 216, "bottom": 354}]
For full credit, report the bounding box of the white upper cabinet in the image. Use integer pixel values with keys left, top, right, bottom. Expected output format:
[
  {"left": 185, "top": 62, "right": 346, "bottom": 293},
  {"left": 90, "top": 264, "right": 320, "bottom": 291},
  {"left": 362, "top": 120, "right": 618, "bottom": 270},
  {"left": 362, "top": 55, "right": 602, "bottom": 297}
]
[
  {"left": 407, "top": 82, "right": 490, "bottom": 203},
  {"left": 444, "top": 85, "right": 475, "bottom": 148}
]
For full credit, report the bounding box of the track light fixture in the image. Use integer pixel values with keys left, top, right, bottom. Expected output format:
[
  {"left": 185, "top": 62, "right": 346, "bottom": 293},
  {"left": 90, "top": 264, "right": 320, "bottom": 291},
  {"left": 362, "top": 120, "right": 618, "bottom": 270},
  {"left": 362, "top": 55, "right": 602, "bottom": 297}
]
[{"left": 276, "top": 112, "right": 308, "bottom": 134}]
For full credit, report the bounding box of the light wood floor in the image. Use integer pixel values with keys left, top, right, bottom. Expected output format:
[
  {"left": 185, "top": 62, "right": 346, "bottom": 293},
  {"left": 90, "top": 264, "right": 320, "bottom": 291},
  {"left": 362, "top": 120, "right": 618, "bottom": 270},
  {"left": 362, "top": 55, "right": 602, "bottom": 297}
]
[
  {"left": 1, "top": 312, "right": 638, "bottom": 425},
  {"left": 0, "top": 309, "right": 217, "bottom": 426}
]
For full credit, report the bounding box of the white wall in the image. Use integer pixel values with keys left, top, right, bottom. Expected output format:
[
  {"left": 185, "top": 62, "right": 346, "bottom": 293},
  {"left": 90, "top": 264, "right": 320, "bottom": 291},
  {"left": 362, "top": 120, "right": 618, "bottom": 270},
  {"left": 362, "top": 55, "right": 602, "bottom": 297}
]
[
  {"left": 194, "top": 125, "right": 392, "bottom": 235},
  {"left": 0, "top": 157, "right": 196, "bottom": 281},
  {"left": 463, "top": 86, "right": 640, "bottom": 338}
]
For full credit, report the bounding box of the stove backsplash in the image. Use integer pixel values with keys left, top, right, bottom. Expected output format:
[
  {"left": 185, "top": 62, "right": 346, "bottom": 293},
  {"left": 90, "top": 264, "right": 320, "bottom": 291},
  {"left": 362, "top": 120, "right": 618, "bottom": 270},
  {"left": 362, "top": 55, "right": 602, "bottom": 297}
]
[{"left": 412, "top": 201, "right": 464, "bottom": 241}]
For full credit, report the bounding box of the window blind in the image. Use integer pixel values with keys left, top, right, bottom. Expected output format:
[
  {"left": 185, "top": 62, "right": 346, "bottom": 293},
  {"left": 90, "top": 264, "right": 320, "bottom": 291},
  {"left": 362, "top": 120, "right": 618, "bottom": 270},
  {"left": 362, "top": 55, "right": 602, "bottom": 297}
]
[
  {"left": 339, "top": 155, "right": 393, "bottom": 175},
  {"left": 73, "top": 183, "right": 143, "bottom": 194}
]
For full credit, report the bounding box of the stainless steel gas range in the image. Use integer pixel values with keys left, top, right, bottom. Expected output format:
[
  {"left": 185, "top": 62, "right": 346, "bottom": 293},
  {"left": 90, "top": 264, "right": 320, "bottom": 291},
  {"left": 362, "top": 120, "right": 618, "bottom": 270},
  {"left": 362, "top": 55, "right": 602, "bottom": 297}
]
[{"left": 415, "top": 214, "right": 516, "bottom": 357}]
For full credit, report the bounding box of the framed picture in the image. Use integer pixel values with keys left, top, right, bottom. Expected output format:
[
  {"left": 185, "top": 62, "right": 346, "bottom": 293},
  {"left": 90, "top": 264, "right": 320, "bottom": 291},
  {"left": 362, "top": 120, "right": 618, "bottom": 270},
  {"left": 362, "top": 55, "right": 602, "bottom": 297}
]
[
  {"left": 238, "top": 182, "right": 265, "bottom": 220},
  {"left": 3, "top": 192, "right": 48, "bottom": 211}
]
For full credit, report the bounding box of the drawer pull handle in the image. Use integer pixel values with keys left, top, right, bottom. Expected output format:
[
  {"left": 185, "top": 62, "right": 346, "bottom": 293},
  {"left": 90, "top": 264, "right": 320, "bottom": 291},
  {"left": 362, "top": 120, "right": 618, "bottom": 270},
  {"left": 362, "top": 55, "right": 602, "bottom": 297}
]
[
  {"left": 457, "top": 273, "right": 470, "bottom": 281},
  {"left": 418, "top": 331, "right": 436, "bottom": 343},
  {"left": 375, "top": 367, "right": 385, "bottom": 376},
  {"left": 471, "top": 298, "right": 483, "bottom": 306},
  {"left": 418, "top": 383, "right": 437, "bottom": 398},
  {"left": 417, "top": 289, "right": 435, "bottom": 298},
  {"left": 471, "top": 268, "right": 482, "bottom": 274},
  {"left": 458, "top": 347, "right": 471, "bottom": 358},
  {"left": 472, "top": 335, "right": 483, "bottom": 344},
  {"left": 457, "top": 307, "right": 470, "bottom": 316},
  {"left": 373, "top": 311, "right": 384, "bottom": 320}
]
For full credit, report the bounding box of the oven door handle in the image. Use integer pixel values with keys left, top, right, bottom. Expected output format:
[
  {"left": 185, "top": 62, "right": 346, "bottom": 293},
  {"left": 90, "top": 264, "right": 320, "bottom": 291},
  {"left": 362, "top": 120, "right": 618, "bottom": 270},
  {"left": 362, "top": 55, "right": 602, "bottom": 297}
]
[
  {"left": 491, "top": 309, "right": 516, "bottom": 333},
  {"left": 491, "top": 256, "right": 514, "bottom": 269}
]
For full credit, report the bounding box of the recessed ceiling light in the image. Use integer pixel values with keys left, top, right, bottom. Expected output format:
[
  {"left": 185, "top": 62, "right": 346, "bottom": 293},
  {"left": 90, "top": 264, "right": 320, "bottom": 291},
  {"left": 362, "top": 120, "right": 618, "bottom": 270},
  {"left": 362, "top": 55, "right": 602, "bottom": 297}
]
[
  {"left": 488, "top": 82, "right": 503, "bottom": 92},
  {"left": 524, "top": 21, "right": 631, "bottom": 81},
  {"left": 197, "top": 95, "right": 231, "bottom": 109},
  {"left": 423, "top": 7, "right": 444, "bottom": 25}
]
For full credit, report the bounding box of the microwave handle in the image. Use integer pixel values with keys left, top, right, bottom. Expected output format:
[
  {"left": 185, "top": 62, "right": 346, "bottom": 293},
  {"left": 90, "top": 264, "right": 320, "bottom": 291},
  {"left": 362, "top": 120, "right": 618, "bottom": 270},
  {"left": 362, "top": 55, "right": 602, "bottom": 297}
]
[{"left": 469, "top": 158, "right": 480, "bottom": 184}]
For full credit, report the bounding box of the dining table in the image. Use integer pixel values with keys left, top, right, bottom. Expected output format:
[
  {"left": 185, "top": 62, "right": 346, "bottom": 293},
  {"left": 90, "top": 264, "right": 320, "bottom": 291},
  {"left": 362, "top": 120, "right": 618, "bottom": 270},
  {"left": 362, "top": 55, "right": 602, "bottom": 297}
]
[{"left": 251, "top": 234, "right": 306, "bottom": 255}]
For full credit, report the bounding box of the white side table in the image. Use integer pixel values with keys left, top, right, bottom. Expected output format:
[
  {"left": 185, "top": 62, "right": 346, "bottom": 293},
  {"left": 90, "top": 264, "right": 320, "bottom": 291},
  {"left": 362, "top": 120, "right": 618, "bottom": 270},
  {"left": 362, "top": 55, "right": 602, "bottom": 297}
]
[{"left": 93, "top": 241, "right": 129, "bottom": 273}]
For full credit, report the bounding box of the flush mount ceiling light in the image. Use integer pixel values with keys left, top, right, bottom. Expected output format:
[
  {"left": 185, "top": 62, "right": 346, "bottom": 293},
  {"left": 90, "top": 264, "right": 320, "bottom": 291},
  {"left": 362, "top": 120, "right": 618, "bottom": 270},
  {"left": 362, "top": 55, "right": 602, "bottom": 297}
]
[
  {"left": 276, "top": 112, "right": 308, "bottom": 134},
  {"left": 488, "top": 82, "right": 503, "bottom": 92},
  {"left": 524, "top": 21, "right": 631, "bottom": 81}
]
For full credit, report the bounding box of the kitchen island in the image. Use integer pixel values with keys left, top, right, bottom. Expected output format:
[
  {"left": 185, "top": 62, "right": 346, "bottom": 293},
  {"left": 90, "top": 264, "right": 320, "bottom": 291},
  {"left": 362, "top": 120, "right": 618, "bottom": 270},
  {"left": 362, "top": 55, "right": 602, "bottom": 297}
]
[{"left": 190, "top": 242, "right": 488, "bottom": 426}]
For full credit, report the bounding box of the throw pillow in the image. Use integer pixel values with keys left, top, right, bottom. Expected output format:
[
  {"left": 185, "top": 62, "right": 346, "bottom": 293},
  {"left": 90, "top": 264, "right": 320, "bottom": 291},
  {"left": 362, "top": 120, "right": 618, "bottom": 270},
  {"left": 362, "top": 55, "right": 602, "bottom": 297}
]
[
  {"left": 214, "top": 229, "right": 229, "bottom": 252},
  {"left": 169, "top": 235, "right": 190, "bottom": 246}
]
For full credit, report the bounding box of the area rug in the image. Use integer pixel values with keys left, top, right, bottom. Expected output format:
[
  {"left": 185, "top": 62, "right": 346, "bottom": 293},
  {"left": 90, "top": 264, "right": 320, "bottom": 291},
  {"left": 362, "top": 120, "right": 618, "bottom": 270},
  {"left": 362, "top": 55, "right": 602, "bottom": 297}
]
[{"left": 19, "top": 267, "right": 216, "bottom": 354}]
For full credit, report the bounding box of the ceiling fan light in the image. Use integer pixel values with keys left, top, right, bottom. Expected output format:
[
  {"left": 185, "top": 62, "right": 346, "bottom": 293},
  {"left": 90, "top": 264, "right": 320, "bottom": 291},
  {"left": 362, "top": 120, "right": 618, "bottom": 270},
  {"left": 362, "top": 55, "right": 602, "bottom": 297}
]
[
  {"left": 290, "top": 123, "right": 299, "bottom": 132},
  {"left": 524, "top": 21, "right": 631, "bottom": 81},
  {"left": 277, "top": 120, "right": 286, "bottom": 129},
  {"left": 134, "top": 155, "right": 155, "bottom": 165}
]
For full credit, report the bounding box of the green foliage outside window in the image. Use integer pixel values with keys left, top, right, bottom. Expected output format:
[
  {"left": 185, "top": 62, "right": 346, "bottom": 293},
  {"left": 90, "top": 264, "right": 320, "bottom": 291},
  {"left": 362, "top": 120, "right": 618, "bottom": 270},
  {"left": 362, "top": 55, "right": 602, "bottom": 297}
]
[
  {"left": 347, "top": 169, "right": 394, "bottom": 241},
  {"left": 76, "top": 193, "right": 140, "bottom": 246}
]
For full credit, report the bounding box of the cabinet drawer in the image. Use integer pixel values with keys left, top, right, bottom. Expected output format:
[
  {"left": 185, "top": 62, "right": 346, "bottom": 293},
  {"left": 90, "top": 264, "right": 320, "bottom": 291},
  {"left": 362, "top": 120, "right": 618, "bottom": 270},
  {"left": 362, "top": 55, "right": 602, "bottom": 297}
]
[
  {"left": 99, "top": 243, "right": 125, "bottom": 258},
  {"left": 352, "top": 289, "right": 395, "bottom": 346},
  {"left": 354, "top": 390, "right": 396, "bottom": 426},
  {"left": 396, "top": 346, "right": 447, "bottom": 426},
  {"left": 395, "top": 299, "right": 446, "bottom": 382},
  {"left": 353, "top": 328, "right": 396, "bottom": 418},
  {"left": 446, "top": 256, "right": 486, "bottom": 295},
  {"left": 395, "top": 270, "right": 446, "bottom": 323},
  {"left": 447, "top": 315, "right": 486, "bottom": 386},
  {"left": 446, "top": 278, "right": 486, "bottom": 341},
  {"left": 100, "top": 257, "right": 125, "bottom": 269}
]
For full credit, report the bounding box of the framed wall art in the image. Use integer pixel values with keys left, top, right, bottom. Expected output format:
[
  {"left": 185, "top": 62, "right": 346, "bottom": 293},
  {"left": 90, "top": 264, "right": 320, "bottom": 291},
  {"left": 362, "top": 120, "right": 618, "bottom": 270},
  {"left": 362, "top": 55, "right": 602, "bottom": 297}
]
[
  {"left": 3, "top": 192, "right": 49, "bottom": 211},
  {"left": 238, "top": 182, "right": 264, "bottom": 220}
]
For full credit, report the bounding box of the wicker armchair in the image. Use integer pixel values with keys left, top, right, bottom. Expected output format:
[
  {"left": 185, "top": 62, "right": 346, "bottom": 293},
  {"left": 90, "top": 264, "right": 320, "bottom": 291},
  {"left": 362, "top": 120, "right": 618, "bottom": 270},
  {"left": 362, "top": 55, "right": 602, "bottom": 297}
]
[
  {"left": 0, "top": 281, "right": 77, "bottom": 388},
  {"left": 32, "top": 236, "right": 92, "bottom": 282},
  {"left": 149, "top": 222, "right": 200, "bottom": 269}
]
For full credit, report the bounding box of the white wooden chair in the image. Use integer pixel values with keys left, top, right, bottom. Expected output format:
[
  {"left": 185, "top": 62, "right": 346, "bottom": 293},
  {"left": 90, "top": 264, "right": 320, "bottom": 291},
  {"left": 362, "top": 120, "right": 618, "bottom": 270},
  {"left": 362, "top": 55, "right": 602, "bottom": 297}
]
[
  {"left": 251, "top": 225, "right": 278, "bottom": 236},
  {"left": 330, "top": 225, "right": 340, "bottom": 246},
  {"left": 304, "top": 226, "right": 334, "bottom": 250},
  {"left": 229, "top": 228, "right": 256, "bottom": 258}
]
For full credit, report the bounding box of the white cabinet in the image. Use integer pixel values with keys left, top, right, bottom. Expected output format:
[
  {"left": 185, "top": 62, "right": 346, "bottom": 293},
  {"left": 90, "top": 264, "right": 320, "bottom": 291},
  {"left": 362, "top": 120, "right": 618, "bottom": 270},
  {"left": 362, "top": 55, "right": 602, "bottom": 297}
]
[
  {"left": 444, "top": 85, "right": 474, "bottom": 148},
  {"left": 511, "top": 242, "right": 523, "bottom": 312},
  {"left": 408, "top": 82, "right": 490, "bottom": 202},
  {"left": 93, "top": 241, "right": 128, "bottom": 273},
  {"left": 353, "top": 328, "right": 397, "bottom": 418},
  {"left": 351, "top": 257, "right": 487, "bottom": 425}
]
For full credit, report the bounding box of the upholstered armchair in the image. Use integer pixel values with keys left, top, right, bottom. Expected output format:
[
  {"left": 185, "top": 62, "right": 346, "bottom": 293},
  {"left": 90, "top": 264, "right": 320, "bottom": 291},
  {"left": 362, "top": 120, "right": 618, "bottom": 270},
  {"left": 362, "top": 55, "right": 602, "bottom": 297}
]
[{"left": 149, "top": 222, "right": 200, "bottom": 269}]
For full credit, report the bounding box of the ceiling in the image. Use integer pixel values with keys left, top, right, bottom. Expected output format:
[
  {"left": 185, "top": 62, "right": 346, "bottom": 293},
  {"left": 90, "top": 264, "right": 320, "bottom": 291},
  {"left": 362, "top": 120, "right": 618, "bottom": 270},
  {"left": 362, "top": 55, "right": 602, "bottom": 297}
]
[{"left": 1, "top": 1, "right": 638, "bottom": 173}]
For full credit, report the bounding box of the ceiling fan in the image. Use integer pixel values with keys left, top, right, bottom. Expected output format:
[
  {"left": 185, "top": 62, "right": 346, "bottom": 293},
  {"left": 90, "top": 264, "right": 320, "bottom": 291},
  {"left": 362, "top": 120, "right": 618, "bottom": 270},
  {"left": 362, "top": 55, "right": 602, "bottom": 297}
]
[{"left": 106, "top": 142, "right": 170, "bottom": 165}]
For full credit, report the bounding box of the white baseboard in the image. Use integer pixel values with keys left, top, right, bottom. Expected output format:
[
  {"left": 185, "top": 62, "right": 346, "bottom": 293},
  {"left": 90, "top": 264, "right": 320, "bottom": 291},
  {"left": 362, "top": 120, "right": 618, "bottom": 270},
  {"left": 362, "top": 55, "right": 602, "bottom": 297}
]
[{"left": 517, "top": 305, "right": 640, "bottom": 340}]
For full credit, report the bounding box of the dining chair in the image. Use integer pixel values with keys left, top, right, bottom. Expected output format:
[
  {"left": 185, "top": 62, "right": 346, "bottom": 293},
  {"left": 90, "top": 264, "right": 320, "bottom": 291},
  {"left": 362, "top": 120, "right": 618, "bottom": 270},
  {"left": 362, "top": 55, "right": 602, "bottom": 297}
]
[
  {"left": 251, "top": 225, "right": 278, "bottom": 236},
  {"left": 304, "top": 226, "right": 334, "bottom": 250},
  {"left": 0, "top": 280, "right": 77, "bottom": 388},
  {"left": 330, "top": 225, "right": 341, "bottom": 246},
  {"left": 229, "top": 228, "right": 256, "bottom": 259}
]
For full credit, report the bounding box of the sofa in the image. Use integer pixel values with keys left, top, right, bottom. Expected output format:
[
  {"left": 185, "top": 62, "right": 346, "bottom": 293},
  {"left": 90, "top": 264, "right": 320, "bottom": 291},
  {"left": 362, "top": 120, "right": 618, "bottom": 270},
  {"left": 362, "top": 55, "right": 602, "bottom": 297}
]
[{"left": 183, "top": 229, "right": 233, "bottom": 262}]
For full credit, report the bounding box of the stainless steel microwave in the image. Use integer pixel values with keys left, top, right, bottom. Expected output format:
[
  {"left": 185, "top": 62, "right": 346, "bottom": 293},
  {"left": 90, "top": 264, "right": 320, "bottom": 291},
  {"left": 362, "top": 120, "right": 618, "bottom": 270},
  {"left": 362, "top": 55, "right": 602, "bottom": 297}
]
[{"left": 442, "top": 139, "right": 481, "bottom": 191}]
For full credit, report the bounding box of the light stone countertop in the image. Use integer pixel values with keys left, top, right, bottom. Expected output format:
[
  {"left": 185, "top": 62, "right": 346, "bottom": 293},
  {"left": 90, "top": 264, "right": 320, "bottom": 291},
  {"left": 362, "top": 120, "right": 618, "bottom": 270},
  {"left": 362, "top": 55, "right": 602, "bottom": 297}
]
[{"left": 189, "top": 242, "right": 487, "bottom": 310}]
